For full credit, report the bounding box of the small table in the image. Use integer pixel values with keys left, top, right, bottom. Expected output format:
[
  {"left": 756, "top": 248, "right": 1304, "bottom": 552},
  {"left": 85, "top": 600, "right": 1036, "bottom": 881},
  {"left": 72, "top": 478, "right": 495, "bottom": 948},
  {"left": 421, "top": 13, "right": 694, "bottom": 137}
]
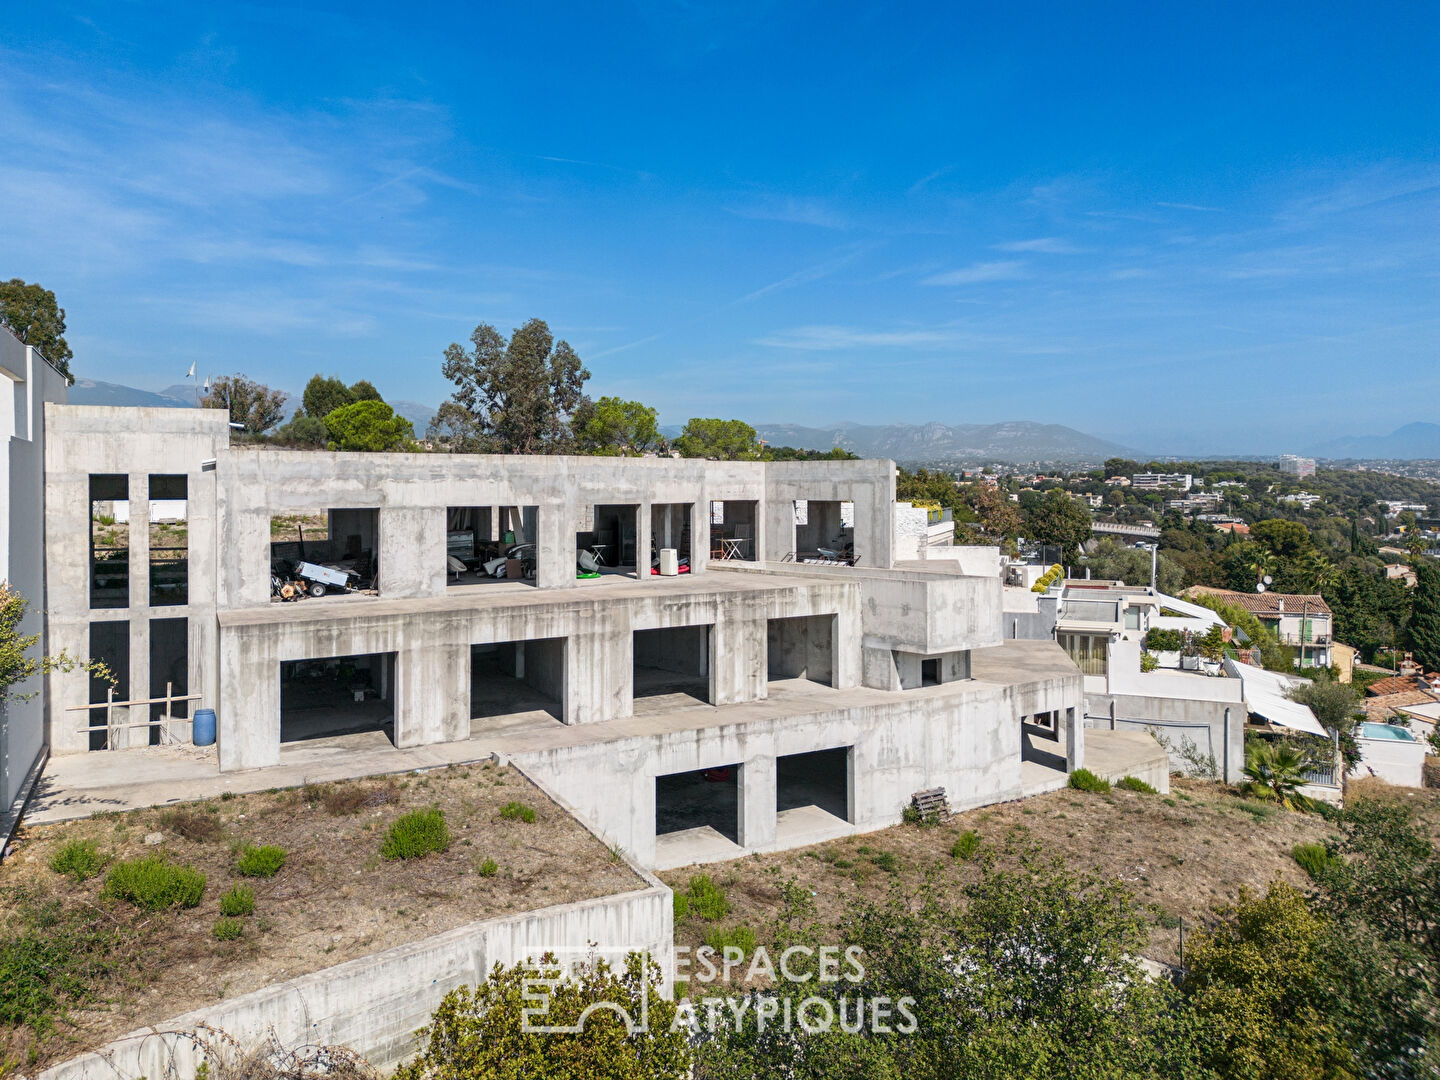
[
  {"left": 721, "top": 538, "right": 747, "bottom": 560},
  {"left": 588, "top": 544, "right": 608, "bottom": 566}
]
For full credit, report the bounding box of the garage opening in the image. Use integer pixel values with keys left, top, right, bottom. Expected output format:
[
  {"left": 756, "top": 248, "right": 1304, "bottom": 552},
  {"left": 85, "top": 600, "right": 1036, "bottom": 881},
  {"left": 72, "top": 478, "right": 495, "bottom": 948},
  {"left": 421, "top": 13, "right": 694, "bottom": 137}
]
[
  {"left": 777, "top": 747, "right": 851, "bottom": 821},
  {"left": 709, "top": 500, "right": 757, "bottom": 561},
  {"left": 649, "top": 503, "right": 692, "bottom": 575},
  {"left": 766, "top": 614, "right": 836, "bottom": 686},
  {"left": 280, "top": 652, "right": 395, "bottom": 744},
  {"left": 470, "top": 638, "right": 565, "bottom": 724},
  {"left": 270, "top": 509, "right": 379, "bottom": 601},
  {"left": 580, "top": 504, "right": 640, "bottom": 577},
  {"left": 633, "top": 625, "right": 711, "bottom": 707},
  {"left": 447, "top": 505, "right": 538, "bottom": 586},
  {"left": 656, "top": 764, "right": 740, "bottom": 842}
]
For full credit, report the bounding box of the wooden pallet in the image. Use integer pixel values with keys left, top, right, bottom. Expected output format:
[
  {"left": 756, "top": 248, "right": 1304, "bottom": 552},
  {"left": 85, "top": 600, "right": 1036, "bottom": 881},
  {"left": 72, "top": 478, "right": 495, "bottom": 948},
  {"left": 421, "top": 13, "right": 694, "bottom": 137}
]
[{"left": 911, "top": 787, "right": 951, "bottom": 821}]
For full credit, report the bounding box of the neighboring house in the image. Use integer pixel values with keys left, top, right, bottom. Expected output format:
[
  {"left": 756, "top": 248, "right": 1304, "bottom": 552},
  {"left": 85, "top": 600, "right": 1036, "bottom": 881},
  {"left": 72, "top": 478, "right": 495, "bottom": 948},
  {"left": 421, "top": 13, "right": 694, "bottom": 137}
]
[
  {"left": 1184, "top": 588, "right": 1334, "bottom": 669},
  {"left": 1279, "top": 455, "right": 1316, "bottom": 478},
  {"left": 892, "top": 501, "right": 956, "bottom": 560},
  {"left": 1131, "top": 472, "right": 1192, "bottom": 492},
  {"left": 1384, "top": 563, "right": 1418, "bottom": 587},
  {"left": 0, "top": 324, "right": 69, "bottom": 846},
  {"left": 1002, "top": 576, "right": 1248, "bottom": 781}
]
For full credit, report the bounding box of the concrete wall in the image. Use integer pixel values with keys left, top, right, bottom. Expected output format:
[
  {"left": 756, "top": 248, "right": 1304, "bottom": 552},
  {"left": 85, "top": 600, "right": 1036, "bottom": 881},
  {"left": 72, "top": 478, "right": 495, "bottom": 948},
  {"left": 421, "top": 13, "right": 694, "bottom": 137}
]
[
  {"left": 1, "top": 328, "right": 68, "bottom": 830},
  {"left": 33, "top": 882, "right": 672, "bottom": 1080},
  {"left": 766, "top": 614, "right": 835, "bottom": 684},
  {"left": 43, "top": 407, "right": 230, "bottom": 757},
  {"left": 763, "top": 459, "right": 894, "bottom": 569},
  {"left": 1089, "top": 690, "right": 1244, "bottom": 783}
]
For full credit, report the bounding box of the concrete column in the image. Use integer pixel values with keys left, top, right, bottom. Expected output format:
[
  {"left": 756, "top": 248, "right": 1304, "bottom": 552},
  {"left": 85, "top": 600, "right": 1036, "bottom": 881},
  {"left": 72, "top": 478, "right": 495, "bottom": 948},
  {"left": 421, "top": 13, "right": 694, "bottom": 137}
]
[
  {"left": 688, "top": 499, "right": 709, "bottom": 576},
  {"left": 393, "top": 641, "right": 469, "bottom": 748},
  {"left": 1066, "top": 706, "right": 1084, "bottom": 772},
  {"left": 535, "top": 504, "right": 575, "bottom": 590},
  {"left": 378, "top": 507, "right": 446, "bottom": 598},
  {"left": 635, "top": 501, "right": 652, "bottom": 580},
  {"left": 711, "top": 602, "right": 766, "bottom": 706},
  {"left": 737, "top": 755, "right": 776, "bottom": 849},
  {"left": 218, "top": 630, "right": 280, "bottom": 772},
  {"left": 123, "top": 615, "right": 150, "bottom": 750},
  {"left": 564, "top": 627, "right": 624, "bottom": 724}
]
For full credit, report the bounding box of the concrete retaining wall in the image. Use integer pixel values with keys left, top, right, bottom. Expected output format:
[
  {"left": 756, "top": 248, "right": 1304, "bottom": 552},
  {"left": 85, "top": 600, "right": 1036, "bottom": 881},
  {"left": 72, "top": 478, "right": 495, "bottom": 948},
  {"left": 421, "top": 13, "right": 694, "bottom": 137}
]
[{"left": 33, "top": 884, "right": 672, "bottom": 1080}]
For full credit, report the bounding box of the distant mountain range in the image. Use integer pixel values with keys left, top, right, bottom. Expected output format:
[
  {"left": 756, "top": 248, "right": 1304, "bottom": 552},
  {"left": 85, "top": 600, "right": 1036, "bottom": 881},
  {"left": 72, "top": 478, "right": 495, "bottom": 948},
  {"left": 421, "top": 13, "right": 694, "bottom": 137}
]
[
  {"left": 1307, "top": 422, "right": 1440, "bottom": 461},
  {"left": 750, "top": 421, "right": 1135, "bottom": 464}
]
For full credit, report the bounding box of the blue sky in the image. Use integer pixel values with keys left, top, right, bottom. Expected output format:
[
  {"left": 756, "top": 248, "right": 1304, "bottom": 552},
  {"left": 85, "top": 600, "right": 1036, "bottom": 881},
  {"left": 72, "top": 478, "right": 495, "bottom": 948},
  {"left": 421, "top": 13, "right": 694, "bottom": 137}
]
[{"left": 1, "top": 2, "right": 1436, "bottom": 454}]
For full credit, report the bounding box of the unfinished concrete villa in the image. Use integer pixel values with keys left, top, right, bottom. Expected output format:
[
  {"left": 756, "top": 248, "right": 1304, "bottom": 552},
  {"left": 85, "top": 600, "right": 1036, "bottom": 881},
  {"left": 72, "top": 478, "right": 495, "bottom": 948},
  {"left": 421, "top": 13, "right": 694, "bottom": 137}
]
[{"left": 5, "top": 360, "right": 1167, "bottom": 871}]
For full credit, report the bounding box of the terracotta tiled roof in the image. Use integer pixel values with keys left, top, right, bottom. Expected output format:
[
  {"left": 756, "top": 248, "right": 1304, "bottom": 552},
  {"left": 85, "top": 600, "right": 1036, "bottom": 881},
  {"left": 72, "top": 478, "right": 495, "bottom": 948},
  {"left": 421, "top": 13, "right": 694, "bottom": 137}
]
[
  {"left": 1364, "top": 674, "right": 1425, "bottom": 697},
  {"left": 1183, "top": 587, "right": 1332, "bottom": 619},
  {"left": 1365, "top": 689, "right": 1440, "bottom": 721}
]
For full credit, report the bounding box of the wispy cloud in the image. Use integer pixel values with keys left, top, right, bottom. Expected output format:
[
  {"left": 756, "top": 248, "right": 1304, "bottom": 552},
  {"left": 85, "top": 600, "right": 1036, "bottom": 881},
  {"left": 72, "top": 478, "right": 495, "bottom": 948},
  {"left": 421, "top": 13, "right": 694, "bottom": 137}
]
[
  {"left": 726, "top": 196, "right": 849, "bottom": 230},
  {"left": 1157, "top": 201, "right": 1224, "bottom": 212},
  {"left": 754, "top": 325, "right": 963, "bottom": 350},
  {"left": 907, "top": 166, "right": 953, "bottom": 194},
  {"left": 993, "top": 237, "right": 1081, "bottom": 254},
  {"left": 921, "top": 260, "right": 1028, "bottom": 285}
]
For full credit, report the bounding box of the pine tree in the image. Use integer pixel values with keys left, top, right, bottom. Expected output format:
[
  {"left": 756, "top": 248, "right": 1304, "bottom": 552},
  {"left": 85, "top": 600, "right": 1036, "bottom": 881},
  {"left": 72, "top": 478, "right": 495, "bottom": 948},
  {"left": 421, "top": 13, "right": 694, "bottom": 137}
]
[{"left": 1410, "top": 561, "right": 1440, "bottom": 672}]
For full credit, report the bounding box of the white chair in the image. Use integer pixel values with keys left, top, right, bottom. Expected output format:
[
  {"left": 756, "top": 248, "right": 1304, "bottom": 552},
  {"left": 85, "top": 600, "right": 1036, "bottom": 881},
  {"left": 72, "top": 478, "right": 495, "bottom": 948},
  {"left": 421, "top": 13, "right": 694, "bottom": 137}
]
[{"left": 447, "top": 555, "right": 467, "bottom": 581}]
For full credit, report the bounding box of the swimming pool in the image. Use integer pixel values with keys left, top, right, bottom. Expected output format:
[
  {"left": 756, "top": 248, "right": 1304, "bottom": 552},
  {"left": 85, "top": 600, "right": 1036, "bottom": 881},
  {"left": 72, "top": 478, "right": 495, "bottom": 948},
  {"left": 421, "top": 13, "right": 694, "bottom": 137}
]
[{"left": 1357, "top": 721, "right": 1417, "bottom": 742}]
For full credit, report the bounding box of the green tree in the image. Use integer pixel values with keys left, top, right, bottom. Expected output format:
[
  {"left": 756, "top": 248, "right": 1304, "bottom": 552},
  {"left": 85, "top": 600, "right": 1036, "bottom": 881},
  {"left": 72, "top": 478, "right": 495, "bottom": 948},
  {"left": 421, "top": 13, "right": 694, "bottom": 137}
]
[
  {"left": 201, "top": 374, "right": 288, "bottom": 434},
  {"left": 1024, "top": 488, "right": 1092, "bottom": 563},
  {"left": 1285, "top": 678, "right": 1360, "bottom": 739},
  {"left": 302, "top": 374, "right": 357, "bottom": 419},
  {"left": 1252, "top": 518, "right": 1314, "bottom": 563},
  {"left": 1410, "top": 560, "right": 1440, "bottom": 672},
  {"left": 1240, "top": 740, "right": 1308, "bottom": 808},
  {"left": 349, "top": 379, "right": 383, "bottom": 402},
  {"left": 0, "top": 278, "right": 73, "bottom": 382},
  {"left": 2, "top": 584, "right": 109, "bottom": 704},
  {"left": 432, "top": 318, "right": 589, "bottom": 454},
  {"left": 323, "top": 400, "right": 415, "bottom": 452},
  {"left": 1081, "top": 538, "right": 1184, "bottom": 593},
  {"left": 273, "top": 413, "right": 328, "bottom": 447},
  {"left": 572, "top": 396, "right": 661, "bottom": 455},
  {"left": 395, "top": 954, "right": 690, "bottom": 1080},
  {"left": 673, "top": 418, "right": 760, "bottom": 461},
  {"left": 1183, "top": 882, "right": 1358, "bottom": 1080}
]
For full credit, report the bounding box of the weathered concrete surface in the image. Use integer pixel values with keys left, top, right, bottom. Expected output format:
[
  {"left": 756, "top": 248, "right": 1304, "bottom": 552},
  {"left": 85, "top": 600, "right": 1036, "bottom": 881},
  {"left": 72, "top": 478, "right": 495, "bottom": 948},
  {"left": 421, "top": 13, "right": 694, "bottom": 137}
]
[
  {"left": 31, "top": 884, "right": 672, "bottom": 1080},
  {"left": 1022, "top": 728, "right": 1172, "bottom": 795},
  {"left": 1, "top": 328, "right": 68, "bottom": 838}
]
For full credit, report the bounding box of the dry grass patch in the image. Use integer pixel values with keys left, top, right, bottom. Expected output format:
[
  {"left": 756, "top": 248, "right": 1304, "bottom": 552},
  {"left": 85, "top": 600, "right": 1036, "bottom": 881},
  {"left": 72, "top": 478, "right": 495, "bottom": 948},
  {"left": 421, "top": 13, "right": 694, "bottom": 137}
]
[
  {"left": 0, "top": 762, "right": 642, "bottom": 1070},
  {"left": 660, "top": 778, "right": 1366, "bottom": 971}
]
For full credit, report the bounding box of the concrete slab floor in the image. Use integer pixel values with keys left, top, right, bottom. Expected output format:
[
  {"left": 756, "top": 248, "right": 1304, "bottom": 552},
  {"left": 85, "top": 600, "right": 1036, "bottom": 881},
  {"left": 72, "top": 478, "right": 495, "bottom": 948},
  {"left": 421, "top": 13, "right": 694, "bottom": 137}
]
[
  {"left": 654, "top": 826, "right": 744, "bottom": 870},
  {"left": 1021, "top": 729, "right": 1171, "bottom": 797}
]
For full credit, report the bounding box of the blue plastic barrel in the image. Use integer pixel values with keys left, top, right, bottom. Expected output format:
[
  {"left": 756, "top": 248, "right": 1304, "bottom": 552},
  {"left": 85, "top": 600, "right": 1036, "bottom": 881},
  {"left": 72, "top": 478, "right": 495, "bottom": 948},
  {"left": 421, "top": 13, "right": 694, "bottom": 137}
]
[{"left": 193, "top": 708, "right": 216, "bottom": 746}]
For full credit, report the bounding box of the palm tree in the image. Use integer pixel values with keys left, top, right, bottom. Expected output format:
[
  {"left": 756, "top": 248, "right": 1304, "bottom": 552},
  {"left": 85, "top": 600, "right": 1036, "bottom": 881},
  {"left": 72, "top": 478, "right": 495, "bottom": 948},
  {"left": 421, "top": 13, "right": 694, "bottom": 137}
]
[
  {"left": 1246, "top": 549, "right": 1278, "bottom": 586},
  {"left": 1241, "top": 740, "right": 1308, "bottom": 809},
  {"left": 1300, "top": 552, "right": 1338, "bottom": 595}
]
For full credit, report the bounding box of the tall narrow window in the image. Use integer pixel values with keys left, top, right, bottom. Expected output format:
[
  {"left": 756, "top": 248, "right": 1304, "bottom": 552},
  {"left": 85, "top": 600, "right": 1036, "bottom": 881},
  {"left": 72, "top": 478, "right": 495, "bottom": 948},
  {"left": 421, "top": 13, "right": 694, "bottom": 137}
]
[
  {"left": 90, "top": 475, "right": 128, "bottom": 609},
  {"left": 87, "top": 621, "right": 129, "bottom": 750},
  {"left": 149, "top": 617, "right": 189, "bottom": 746},
  {"left": 148, "top": 475, "right": 188, "bottom": 606}
]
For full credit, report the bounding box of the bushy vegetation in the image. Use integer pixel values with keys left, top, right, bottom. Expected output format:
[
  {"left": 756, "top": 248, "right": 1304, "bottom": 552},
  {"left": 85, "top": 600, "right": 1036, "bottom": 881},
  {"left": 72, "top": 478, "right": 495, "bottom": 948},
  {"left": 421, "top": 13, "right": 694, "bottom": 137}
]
[
  {"left": 0, "top": 900, "right": 121, "bottom": 1040},
  {"left": 1067, "top": 768, "right": 1111, "bottom": 793},
  {"left": 381, "top": 809, "right": 451, "bottom": 860},
  {"left": 102, "top": 856, "right": 206, "bottom": 910},
  {"left": 703, "top": 924, "right": 757, "bottom": 956},
  {"left": 48, "top": 839, "right": 106, "bottom": 882},
  {"left": 236, "top": 844, "right": 287, "bottom": 877},
  {"left": 951, "top": 829, "right": 982, "bottom": 861},
  {"left": 497, "top": 800, "right": 537, "bottom": 824},
  {"left": 158, "top": 808, "right": 222, "bottom": 843},
  {"left": 477, "top": 857, "right": 498, "bottom": 878},
  {"left": 1116, "top": 775, "right": 1158, "bottom": 794},
  {"left": 1292, "top": 842, "right": 1338, "bottom": 880},
  {"left": 212, "top": 916, "right": 244, "bottom": 941},
  {"left": 218, "top": 884, "right": 255, "bottom": 916},
  {"left": 673, "top": 873, "right": 729, "bottom": 922}
]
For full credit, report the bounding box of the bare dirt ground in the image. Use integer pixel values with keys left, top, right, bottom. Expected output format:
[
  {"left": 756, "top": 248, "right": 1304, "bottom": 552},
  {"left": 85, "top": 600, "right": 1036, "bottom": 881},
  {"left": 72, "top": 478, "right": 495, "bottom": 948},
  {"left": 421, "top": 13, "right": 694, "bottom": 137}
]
[
  {"left": 1, "top": 762, "right": 641, "bottom": 1070},
  {"left": 660, "top": 778, "right": 1426, "bottom": 973}
]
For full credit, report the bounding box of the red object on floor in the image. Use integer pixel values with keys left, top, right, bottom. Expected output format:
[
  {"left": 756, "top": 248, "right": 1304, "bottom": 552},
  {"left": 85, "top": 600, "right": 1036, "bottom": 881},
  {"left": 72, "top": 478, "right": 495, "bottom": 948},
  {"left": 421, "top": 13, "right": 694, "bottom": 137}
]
[
  {"left": 701, "top": 767, "right": 732, "bottom": 782},
  {"left": 650, "top": 565, "right": 691, "bottom": 574}
]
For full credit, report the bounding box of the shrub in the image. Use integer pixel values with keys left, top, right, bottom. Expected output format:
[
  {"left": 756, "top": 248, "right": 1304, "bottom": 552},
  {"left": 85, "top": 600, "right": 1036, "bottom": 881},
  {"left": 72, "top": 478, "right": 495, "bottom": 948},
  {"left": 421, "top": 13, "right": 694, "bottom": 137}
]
[
  {"left": 158, "top": 808, "right": 222, "bottom": 843},
  {"left": 1068, "top": 769, "right": 1111, "bottom": 793},
  {"left": 219, "top": 884, "right": 255, "bottom": 916},
  {"left": 478, "top": 858, "right": 498, "bottom": 877},
  {"left": 1292, "top": 842, "right": 1338, "bottom": 880},
  {"left": 498, "top": 801, "right": 537, "bottom": 824},
  {"left": 1116, "top": 775, "right": 1158, "bottom": 794},
  {"left": 951, "top": 830, "right": 981, "bottom": 861},
  {"left": 1144, "top": 628, "right": 1185, "bottom": 652},
  {"left": 1031, "top": 563, "right": 1064, "bottom": 593},
  {"left": 673, "top": 891, "right": 690, "bottom": 921},
  {"left": 703, "top": 925, "right": 757, "bottom": 957},
  {"left": 382, "top": 808, "right": 451, "bottom": 860},
  {"left": 685, "top": 874, "right": 730, "bottom": 921},
  {"left": 103, "top": 856, "right": 206, "bottom": 910},
  {"left": 236, "top": 844, "right": 287, "bottom": 877},
  {"left": 212, "top": 916, "right": 244, "bottom": 941},
  {"left": 49, "top": 839, "right": 106, "bottom": 882},
  {"left": 316, "top": 780, "right": 398, "bottom": 815},
  {"left": 870, "top": 851, "right": 899, "bottom": 873}
]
